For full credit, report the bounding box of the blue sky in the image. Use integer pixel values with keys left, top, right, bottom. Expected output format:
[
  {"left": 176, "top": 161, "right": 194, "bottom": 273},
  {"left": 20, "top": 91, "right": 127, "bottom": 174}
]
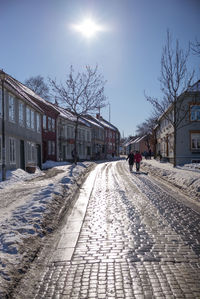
[{"left": 0, "top": 0, "right": 200, "bottom": 137}]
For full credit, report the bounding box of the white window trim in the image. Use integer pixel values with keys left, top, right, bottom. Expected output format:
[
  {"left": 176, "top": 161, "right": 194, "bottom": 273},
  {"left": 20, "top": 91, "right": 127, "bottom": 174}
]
[
  {"left": 43, "top": 115, "right": 47, "bottom": 130},
  {"left": 191, "top": 132, "right": 200, "bottom": 150},
  {"left": 8, "top": 94, "right": 15, "bottom": 123},
  {"left": 36, "top": 113, "right": 41, "bottom": 132},
  {"left": 27, "top": 141, "right": 36, "bottom": 163},
  {"left": 19, "top": 101, "right": 24, "bottom": 127},
  {"left": 190, "top": 105, "right": 200, "bottom": 121},
  {"left": 9, "top": 137, "right": 16, "bottom": 164}
]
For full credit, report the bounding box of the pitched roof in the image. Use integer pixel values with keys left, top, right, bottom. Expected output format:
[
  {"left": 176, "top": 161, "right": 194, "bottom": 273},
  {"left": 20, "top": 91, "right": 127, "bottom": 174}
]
[
  {"left": 93, "top": 115, "right": 119, "bottom": 131},
  {"left": 52, "top": 104, "right": 91, "bottom": 127},
  {"left": 188, "top": 80, "right": 200, "bottom": 92},
  {"left": 1, "top": 71, "right": 43, "bottom": 113},
  {"left": 82, "top": 115, "right": 104, "bottom": 129}
]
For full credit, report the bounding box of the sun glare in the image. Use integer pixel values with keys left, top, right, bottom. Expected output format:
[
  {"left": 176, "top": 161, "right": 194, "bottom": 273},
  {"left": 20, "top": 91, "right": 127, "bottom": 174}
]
[{"left": 73, "top": 18, "right": 103, "bottom": 39}]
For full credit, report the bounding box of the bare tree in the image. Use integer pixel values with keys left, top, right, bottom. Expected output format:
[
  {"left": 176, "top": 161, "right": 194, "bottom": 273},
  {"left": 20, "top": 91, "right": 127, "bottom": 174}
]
[
  {"left": 50, "top": 65, "right": 107, "bottom": 164},
  {"left": 136, "top": 115, "right": 157, "bottom": 136},
  {"left": 136, "top": 114, "right": 157, "bottom": 156},
  {"left": 145, "top": 30, "right": 194, "bottom": 166},
  {"left": 24, "top": 75, "right": 50, "bottom": 100},
  {"left": 191, "top": 38, "right": 200, "bottom": 56}
]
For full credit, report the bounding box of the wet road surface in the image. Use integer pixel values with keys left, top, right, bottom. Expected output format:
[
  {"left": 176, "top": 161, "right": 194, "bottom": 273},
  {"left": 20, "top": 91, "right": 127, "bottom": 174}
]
[{"left": 12, "top": 161, "right": 200, "bottom": 298}]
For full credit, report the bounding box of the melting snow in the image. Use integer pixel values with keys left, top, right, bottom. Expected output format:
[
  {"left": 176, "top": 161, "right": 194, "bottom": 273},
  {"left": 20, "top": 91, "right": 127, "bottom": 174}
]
[{"left": 0, "top": 158, "right": 200, "bottom": 295}]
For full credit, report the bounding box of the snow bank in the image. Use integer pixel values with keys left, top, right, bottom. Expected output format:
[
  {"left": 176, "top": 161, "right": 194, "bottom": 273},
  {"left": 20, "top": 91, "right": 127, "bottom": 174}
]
[
  {"left": 0, "top": 161, "right": 94, "bottom": 297},
  {"left": 141, "top": 159, "right": 200, "bottom": 201}
]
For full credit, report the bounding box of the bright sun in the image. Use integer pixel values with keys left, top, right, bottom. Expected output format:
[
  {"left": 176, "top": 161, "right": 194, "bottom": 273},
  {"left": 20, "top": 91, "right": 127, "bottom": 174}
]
[{"left": 73, "top": 18, "right": 103, "bottom": 39}]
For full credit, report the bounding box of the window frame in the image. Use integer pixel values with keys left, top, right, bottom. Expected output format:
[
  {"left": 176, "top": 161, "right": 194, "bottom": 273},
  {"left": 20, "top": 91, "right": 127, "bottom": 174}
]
[
  {"left": 190, "top": 104, "right": 200, "bottom": 122},
  {"left": 190, "top": 131, "right": 200, "bottom": 151},
  {"left": 36, "top": 113, "right": 41, "bottom": 132},
  {"left": 48, "top": 140, "right": 55, "bottom": 155},
  {"left": 26, "top": 106, "right": 31, "bottom": 128},
  {"left": 9, "top": 137, "right": 16, "bottom": 164},
  {"left": 19, "top": 101, "right": 24, "bottom": 127},
  {"left": 31, "top": 109, "right": 35, "bottom": 130},
  {"left": 48, "top": 117, "right": 52, "bottom": 131},
  {"left": 43, "top": 115, "right": 47, "bottom": 130},
  {"left": 27, "top": 141, "right": 36, "bottom": 163},
  {"left": 8, "top": 93, "right": 15, "bottom": 123}
]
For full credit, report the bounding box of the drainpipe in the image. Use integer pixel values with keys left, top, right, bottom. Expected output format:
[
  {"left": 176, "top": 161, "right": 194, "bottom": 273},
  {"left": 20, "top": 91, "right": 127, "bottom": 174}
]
[{"left": 0, "top": 71, "right": 6, "bottom": 181}]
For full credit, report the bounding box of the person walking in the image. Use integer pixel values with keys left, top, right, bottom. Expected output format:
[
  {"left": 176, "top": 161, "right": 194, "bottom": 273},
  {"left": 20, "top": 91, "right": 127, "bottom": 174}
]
[
  {"left": 134, "top": 151, "right": 142, "bottom": 172},
  {"left": 126, "top": 151, "right": 135, "bottom": 172}
]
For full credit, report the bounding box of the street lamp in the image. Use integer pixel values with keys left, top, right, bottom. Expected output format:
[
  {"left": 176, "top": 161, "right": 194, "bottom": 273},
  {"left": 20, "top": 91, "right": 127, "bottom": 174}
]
[{"left": 0, "top": 70, "right": 6, "bottom": 181}]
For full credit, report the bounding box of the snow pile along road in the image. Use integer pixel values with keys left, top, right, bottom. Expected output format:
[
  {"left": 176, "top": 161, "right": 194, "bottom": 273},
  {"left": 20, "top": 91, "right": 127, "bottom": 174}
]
[
  {"left": 0, "top": 161, "right": 94, "bottom": 297},
  {"left": 141, "top": 159, "right": 200, "bottom": 201}
]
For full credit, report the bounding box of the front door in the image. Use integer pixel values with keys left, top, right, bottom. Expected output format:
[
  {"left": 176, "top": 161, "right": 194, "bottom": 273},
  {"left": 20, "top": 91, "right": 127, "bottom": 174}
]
[
  {"left": 20, "top": 140, "right": 25, "bottom": 170},
  {"left": 36, "top": 144, "right": 42, "bottom": 169}
]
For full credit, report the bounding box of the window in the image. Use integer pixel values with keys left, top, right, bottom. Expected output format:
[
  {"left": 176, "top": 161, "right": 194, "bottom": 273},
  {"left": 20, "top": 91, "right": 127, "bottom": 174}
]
[
  {"left": 87, "top": 131, "right": 90, "bottom": 142},
  {"left": 9, "top": 94, "right": 15, "bottom": 122},
  {"left": 43, "top": 115, "right": 47, "bottom": 129},
  {"left": 190, "top": 105, "right": 200, "bottom": 121},
  {"left": 19, "top": 101, "right": 24, "bottom": 126},
  {"left": 26, "top": 107, "right": 31, "bottom": 128},
  {"left": 52, "top": 118, "right": 55, "bottom": 132},
  {"left": 36, "top": 113, "right": 41, "bottom": 132},
  {"left": 48, "top": 141, "right": 55, "bottom": 155},
  {"left": 52, "top": 141, "right": 55, "bottom": 155},
  {"left": 67, "top": 126, "right": 74, "bottom": 138},
  {"left": 9, "top": 138, "right": 16, "bottom": 164},
  {"left": 48, "top": 117, "right": 52, "bottom": 131},
  {"left": 191, "top": 132, "right": 200, "bottom": 150},
  {"left": 67, "top": 144, "right": 72, "bottom": 156},
  {"left": 31, "top": 110, "right": 35, "bottom": 129},
  {"left": 26, "top": 107, "right": 35, "bottom": 129},
  {"left": 27, "top": 141, "right": 36, "bottom": 162}
]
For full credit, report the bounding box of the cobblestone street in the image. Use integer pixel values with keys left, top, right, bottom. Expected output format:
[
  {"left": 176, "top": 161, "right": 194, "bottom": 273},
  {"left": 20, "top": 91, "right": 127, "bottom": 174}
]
[{"left": 12, "top": 161, "right": 200, "bottom": 298}]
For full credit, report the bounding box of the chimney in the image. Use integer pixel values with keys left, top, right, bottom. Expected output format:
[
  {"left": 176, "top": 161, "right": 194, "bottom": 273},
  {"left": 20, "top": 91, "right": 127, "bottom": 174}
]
[{"left": 96, "top": 113, "right": 100, "bottom": 119}]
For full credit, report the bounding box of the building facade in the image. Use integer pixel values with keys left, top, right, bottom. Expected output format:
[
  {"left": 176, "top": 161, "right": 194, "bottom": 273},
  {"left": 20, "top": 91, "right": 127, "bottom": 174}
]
[
  {"left": 155, "top": 80, "right": 200, "bottom": 165},
  {"left": 55, "top": 107, "right": 92, "bottom": 161},
  {"left": 0, "top": 72, "right": 43, "bottom": 171},
  {"left": 82, "top": 115, "right": 105, "bottom": 160},
  {"left": 95, "top": 114, "right": 120, "bottom": 157}
]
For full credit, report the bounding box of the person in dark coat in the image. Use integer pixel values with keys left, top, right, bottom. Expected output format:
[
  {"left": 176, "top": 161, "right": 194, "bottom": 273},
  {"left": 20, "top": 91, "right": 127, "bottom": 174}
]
[
  {"left": 126, "top": 151, "right": 135, "bottom": 172},
  {"left": 148, "top": 148, "right": 152, "bottom": 159}
]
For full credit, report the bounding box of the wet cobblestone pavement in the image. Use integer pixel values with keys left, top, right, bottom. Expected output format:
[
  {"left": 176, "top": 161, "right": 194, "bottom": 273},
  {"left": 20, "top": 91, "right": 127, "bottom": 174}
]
[{"left": 12, "top": 161, "right": 200, "bottom": 298}]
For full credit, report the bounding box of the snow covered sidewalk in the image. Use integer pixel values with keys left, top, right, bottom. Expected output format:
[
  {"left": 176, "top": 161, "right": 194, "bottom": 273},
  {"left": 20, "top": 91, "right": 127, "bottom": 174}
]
[
  {"left": 0, "top": 161, "right": 94, "bottom": 297},
  {"left": 141, "top": 159, "right": 200, "bottom": 202}
]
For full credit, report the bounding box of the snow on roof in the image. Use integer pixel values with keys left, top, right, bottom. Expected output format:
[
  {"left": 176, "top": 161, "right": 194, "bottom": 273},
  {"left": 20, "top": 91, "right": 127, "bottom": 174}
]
[
  {"left": 124, "top": 135, "right": 147, "bottom": 147},
  {"left": 93, "top": 116, "right": 118, "bottom": 131},
  {"left": 3, "top": 72, "right": 60, "bottom": 114},
  {"left": 16, "top": 80, "right": 59, "bottom": 113},
  {"left": 53, "top": 105, "right": 77, "bottom": 122},
  {"left": 124, "top": 137, "right": 136, "bottom": 147},
  {"left": 135, "top": 135, "right": 146, "bottom": 143},
  {"left": 53, "top": 105, "right": 91, "bottom": 127},
  {"left": 5, "top": 76, "right": 43, "bottom": 113},
  {"left": 82, "top": 115, "right": 104, "bottom": 129},
  {"left": 131, "top": 136, "right": 141, "bottom": 144}
]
